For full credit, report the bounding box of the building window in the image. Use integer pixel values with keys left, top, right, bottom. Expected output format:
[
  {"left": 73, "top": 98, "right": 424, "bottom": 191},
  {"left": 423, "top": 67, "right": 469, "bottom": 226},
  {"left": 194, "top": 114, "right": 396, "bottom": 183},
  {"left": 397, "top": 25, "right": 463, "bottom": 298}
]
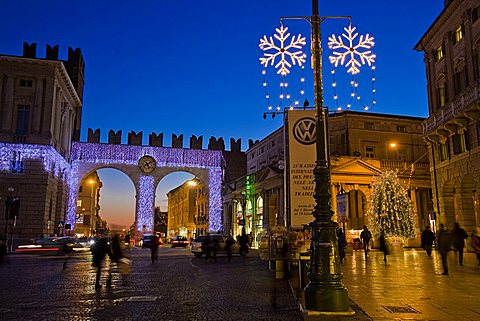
[
  {"left": 398, "top": 148, "right": 407, "bottom": 162},
  {"left": 452, "top": 25, "right": 464, "bottom": 44},
  {"left": 454, "top": 67, "right": 467, "bottom": 95},
  {"left": 440, "top": 142, "right": 449, "bottom": 161},
  {"left": 77, "top": 200, "right": 82, "bottom": 207},
  {"left": 365, "top": 146, "right": 375, "bottom": 158},
  {"left": 437, "top": 84, "right": 447, "bottom": 108},
  {"left": 452, "top": 133, "right": 467, "bottom": 155},
  {"left": 472, "top": 6, "right": 480, "bottom": 23},
  {"left": 364, "top": 122, "right": 374, "bottom": 130},
  {"left": 435, "top": 46, "right": 444, "bottom": 62},
  {"left": 474, "top": 53, "right": 480, "bottom": 80},
  {"left": 272, "top": 141, "right": 275, "bottom": 147},
  {"left": 396, "top": 125, "right": 406, "bottom": 132},
  {"left": 477, "top": 123, "right": 480, "bottom": 147},
  {"left": 15, "top": 105, "right": 30, "bottom": 135},
  {"left": 19, "top": 79, "right": 33, "bottom": 88}
]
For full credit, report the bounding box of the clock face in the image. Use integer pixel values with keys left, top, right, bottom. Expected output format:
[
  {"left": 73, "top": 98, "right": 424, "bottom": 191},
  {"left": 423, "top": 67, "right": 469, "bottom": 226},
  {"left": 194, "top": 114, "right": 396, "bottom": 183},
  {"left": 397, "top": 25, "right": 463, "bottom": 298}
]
[{"left": 138, "top": 155, "right": 156, "bottom": 173}]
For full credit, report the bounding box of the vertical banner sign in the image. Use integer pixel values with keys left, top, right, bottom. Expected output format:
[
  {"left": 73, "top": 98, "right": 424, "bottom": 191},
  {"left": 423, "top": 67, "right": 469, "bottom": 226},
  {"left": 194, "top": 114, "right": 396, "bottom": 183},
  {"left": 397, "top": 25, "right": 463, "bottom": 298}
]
[
  {"left": 287, "top": 110, "right": 316, "bottom": 227},
  {"left": 336, "top": 194, "right": 348, "bottom": 223}
]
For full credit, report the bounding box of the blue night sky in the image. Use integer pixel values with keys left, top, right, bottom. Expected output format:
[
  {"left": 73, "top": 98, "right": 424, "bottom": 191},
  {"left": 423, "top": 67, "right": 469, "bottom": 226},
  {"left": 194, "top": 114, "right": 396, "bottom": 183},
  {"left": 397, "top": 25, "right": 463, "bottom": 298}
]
[{"left": 0, "top": 0, "right": 444, "bottom": 227}]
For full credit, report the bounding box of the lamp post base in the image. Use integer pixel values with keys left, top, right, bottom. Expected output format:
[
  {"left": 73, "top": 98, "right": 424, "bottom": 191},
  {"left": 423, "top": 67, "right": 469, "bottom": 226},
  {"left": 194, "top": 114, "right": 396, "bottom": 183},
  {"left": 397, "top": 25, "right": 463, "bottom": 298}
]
[
  {"left": 304, "top": 220, "right": 349, "bottom": 312},
  {"left": 304, "top": 281, "right": 349, "bottom": 312}
]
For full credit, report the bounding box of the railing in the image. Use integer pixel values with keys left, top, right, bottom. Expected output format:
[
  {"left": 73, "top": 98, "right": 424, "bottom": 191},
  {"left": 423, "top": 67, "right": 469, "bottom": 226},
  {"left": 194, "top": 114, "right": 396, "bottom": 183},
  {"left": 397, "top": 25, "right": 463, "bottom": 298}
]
[
  {"left": 423, "top": 82, "right": 480, "bottom": 133},
  {"left": 380, "top": 160, "right": 430, "bottom": 174}
]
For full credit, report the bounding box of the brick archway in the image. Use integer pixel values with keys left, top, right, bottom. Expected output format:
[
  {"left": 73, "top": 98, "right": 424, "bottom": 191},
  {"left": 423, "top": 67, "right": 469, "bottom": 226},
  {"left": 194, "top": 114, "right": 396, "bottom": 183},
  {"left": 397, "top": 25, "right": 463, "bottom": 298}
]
[{"left": 67, "top": 142, "right": 223, "bottom": 235}]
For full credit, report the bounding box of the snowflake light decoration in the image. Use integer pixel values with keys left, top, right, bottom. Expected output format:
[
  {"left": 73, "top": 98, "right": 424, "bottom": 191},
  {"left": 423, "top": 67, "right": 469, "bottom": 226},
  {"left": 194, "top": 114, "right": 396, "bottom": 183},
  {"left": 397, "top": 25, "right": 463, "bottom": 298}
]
[
  {"left": 259, "top": 25, "right": 307, "bottom": 76},
  {"left": 328, "top": 25, "right": 376, "bottom": 75}
]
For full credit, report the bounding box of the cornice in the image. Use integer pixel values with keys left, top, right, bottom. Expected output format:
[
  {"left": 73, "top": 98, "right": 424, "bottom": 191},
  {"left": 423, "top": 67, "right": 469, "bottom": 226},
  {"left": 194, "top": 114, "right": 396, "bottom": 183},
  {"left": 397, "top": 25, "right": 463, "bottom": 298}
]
[
  {"left": 414, "top": 0, "right": 464, "bottom": 50},
  {"left": 0, "top": 55, "right": 81, "bottom": 108}
]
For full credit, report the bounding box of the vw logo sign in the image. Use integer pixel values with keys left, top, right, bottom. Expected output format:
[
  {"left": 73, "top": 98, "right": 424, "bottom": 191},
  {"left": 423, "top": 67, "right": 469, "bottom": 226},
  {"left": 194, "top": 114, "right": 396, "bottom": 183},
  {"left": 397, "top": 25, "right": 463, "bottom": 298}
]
[{"left": 293, "top": 117, "right": 316, "bottom": 145}]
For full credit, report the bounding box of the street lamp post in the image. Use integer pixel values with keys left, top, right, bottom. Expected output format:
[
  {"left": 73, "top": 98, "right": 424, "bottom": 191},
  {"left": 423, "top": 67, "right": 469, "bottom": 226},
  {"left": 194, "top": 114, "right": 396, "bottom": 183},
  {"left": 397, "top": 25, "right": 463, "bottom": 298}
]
[{"left": 303, "top": 0, "right": 349, "bottom": 312}]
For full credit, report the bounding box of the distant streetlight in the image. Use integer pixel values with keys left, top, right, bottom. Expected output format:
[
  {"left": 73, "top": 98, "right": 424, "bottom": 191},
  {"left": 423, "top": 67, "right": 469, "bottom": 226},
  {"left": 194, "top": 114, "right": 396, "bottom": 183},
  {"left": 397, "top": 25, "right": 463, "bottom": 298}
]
[{"left": 389, "top": 142, "right": 397, "bottom": 148}]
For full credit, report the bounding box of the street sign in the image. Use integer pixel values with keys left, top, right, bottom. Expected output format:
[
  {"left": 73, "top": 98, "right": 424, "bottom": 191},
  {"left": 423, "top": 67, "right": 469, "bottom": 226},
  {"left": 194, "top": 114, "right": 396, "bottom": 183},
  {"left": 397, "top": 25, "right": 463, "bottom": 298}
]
[
  {"left": 65, "top": 223, "right": 71, "bottom": 230},
  {"left": 58, "top": 221, "right": 64, "bottom": 228}
]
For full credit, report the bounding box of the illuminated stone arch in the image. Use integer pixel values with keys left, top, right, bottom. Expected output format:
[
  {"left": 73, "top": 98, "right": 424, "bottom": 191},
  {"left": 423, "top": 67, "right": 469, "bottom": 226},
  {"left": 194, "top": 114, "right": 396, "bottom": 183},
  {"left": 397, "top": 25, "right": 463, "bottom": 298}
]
[{"left": 67, "top": 142, "right": 223, "bottom": 236}]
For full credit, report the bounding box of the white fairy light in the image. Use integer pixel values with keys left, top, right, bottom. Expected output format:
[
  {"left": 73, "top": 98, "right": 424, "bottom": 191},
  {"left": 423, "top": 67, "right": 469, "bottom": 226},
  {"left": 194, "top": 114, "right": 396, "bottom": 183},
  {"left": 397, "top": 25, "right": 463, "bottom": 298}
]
[
  {"left": 328, "top": 24, "right": 376, "bottom": 75},
  {"left": 259, "top": 25, "right": 307, "bottom": 76}
]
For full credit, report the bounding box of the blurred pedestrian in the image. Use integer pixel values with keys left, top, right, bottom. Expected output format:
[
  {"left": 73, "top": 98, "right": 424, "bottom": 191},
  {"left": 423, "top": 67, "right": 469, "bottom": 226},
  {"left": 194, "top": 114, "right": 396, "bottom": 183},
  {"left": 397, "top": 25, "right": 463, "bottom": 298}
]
[
  {"left": 61, "top": 241, "right": 73, "bottom": 269},
  {"left": 150, "top": 234, "right": 160, "bottom": 263},
  {"left": 107, "top": 234, "right": 123, "bottom": 287},
  {"left": 452, "top": 222, "right": 468, "bottom": 266},
  {"left": 379, "top": 232, "right": 388, "bottom": 264},
  {"left": 421, "top": 225, "right": 436, "bottom": 257},
  {"left": 336, "top": 228, "right": 346, "bottom": 263},
  {"left": 239, "top": 227, "right": 249, "bottom": 262},
  {"left": 201, "top": 233, "right": 211, "bottom": 261},
  {"left": 360, "top": 226, "right": 372, "bottom": 259},
  {"left": 470, "top": 231, "right": 480, "bottom": 265},
  {"left": 225, "top": 235, "right": 235, "bottom": 263},
  {"left": 91, "top": 237, "right": 112, "bottom": 288},
  {"left": 437, "top": 224, "right": 451, "bottom": 275}
]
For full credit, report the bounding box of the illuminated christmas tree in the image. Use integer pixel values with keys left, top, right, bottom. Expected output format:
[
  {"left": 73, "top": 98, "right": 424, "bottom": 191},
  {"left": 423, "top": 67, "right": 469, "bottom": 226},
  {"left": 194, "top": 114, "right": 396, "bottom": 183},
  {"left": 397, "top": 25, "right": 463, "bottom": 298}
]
[{"left": 368, "top": 170, "right": 417, "bottom": 239}]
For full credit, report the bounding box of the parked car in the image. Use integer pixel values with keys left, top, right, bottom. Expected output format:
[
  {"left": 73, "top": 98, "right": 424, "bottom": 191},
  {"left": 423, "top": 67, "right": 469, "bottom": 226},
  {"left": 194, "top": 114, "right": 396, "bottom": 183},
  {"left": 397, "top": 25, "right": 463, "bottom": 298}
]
[
  {"left": 171, "top": 236, "right": 189, "bottom": 248},
  {"left": 16, "top": 236, "right": 85, "bottom": 255},
  {"left": 190, "top": 234, "right": 239, "bottom": 257}
]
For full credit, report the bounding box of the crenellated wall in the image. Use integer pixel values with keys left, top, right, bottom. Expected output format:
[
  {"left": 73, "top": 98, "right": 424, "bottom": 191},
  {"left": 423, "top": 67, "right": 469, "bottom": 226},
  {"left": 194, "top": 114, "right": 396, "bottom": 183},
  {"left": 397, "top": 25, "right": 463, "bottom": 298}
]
[{"left": 85, "top": 128, "right": 244, "bottom": 152}]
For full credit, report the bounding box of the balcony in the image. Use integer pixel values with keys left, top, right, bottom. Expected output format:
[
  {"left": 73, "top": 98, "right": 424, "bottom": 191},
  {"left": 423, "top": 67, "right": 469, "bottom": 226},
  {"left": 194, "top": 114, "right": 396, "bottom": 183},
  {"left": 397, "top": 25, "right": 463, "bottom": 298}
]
[
  {"left": 423, "top": 81, "right": 480, "bottom": 134},
  {"left": 380, "top": 160, "right": 430, "bottom": 176}
]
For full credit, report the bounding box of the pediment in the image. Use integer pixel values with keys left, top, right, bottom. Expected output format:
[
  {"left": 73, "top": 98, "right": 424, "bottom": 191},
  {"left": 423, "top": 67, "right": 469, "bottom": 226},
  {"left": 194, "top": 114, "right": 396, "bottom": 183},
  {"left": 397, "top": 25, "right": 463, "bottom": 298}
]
[
  {"left": 256, "top": 165, "right": 282, "bottom": 182},
  {"left": 331, "top": 158, "right": 382, "bottom": 176}
]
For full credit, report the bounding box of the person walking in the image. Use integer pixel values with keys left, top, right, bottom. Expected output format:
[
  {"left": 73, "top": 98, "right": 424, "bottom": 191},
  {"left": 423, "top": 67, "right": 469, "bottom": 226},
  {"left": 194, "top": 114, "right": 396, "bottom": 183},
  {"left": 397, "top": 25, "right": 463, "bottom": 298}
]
[
  {"left": 336, "top": 228, "right": 347, "bottom": 263},
  {"left": 379, "top": 232, "right": 389, "bottom": 264},
  {"left": 91, "top": 237, "right": 112, "bottom": 288},
  {"left": 150, "top": 234, "right": 160, "bottom": 263},
  {"left": 202, "top": 233, "right": 211, "bottom": 262},
  {"left": 211, "top": 236, "right": 219, "bottom": 263},
  {"left": 360, "top": 226, "right": 372, "bottom": 259},
  {"left": 225, "top": 235, "right": 235, "bottom": 263},
  {"left": 437, "top": 224, "right": 451, "bottom": 275},
  {"left": 470, "top": 231, "right": 480, "bottom": 265},
  {"left": 239, "top": 227, "right": 249, "bottom": 262},
  {"left": 421, "top": 225, "right": 436, "bottom": 257},
  {"left": 452, "top": 222, "right": 468, "bottom": 266},
  {"left": 107, "top": 234, "right": 123, "bottom": 287},
  {"left": 61, "top": 242, "right": 73, "bottom": 269}
]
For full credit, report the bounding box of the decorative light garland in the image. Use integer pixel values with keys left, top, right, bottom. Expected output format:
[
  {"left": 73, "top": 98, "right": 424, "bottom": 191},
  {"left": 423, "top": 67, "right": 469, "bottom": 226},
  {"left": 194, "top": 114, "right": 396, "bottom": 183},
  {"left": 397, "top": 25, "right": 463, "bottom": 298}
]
[
  {"left": 328, "top": 24, "right": 377, "bottom": 111},
  {"left": 259, "top": 25, "right": 308, "bottom": 111},
  {"left": 66, "top": 142, "right": 224, "bottom": 233},
  {"left": 137, "top": 175, "right": 155, "bottom": 232}
]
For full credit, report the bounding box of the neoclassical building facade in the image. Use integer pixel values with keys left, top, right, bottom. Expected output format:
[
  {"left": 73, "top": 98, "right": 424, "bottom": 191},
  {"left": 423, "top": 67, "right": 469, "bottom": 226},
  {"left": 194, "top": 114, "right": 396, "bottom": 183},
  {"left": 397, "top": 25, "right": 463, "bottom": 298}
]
[
  {"left": 415, "top": 0, "right": 480, "bottom": 233},
  {"left": 223, "top": 111, "right": 432, "bottom": 246}
]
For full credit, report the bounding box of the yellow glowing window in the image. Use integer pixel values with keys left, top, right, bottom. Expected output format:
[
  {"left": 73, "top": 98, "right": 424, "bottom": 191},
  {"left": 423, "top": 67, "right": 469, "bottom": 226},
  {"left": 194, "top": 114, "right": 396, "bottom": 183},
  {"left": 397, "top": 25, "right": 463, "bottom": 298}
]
[
  {"left": 454, "top": 25, "right": 463, "bottom": 43},
  {"left": 436, "top": 46, "right": 443, "bottom": 61}
]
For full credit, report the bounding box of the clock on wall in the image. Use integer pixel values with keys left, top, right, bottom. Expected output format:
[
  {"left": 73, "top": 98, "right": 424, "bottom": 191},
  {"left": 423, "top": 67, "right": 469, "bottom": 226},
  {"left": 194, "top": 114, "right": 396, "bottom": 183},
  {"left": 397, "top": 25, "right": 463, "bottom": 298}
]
[{"left": 138, "top": 155, "right": 157, "bottom": 174}]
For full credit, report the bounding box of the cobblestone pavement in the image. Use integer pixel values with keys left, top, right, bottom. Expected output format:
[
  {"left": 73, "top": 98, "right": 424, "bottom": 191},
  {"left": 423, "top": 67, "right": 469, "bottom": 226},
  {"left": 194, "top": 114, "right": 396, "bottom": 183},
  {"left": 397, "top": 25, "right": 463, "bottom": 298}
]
[
  {"left": 1, "top": 247, "right": 479, "bottom": 321},
  {"left": 0, "top": 247, "right": 301, "bottom": 321},
  {"left": 301, "top": 248, "right": 480, "bottom": 321}
]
